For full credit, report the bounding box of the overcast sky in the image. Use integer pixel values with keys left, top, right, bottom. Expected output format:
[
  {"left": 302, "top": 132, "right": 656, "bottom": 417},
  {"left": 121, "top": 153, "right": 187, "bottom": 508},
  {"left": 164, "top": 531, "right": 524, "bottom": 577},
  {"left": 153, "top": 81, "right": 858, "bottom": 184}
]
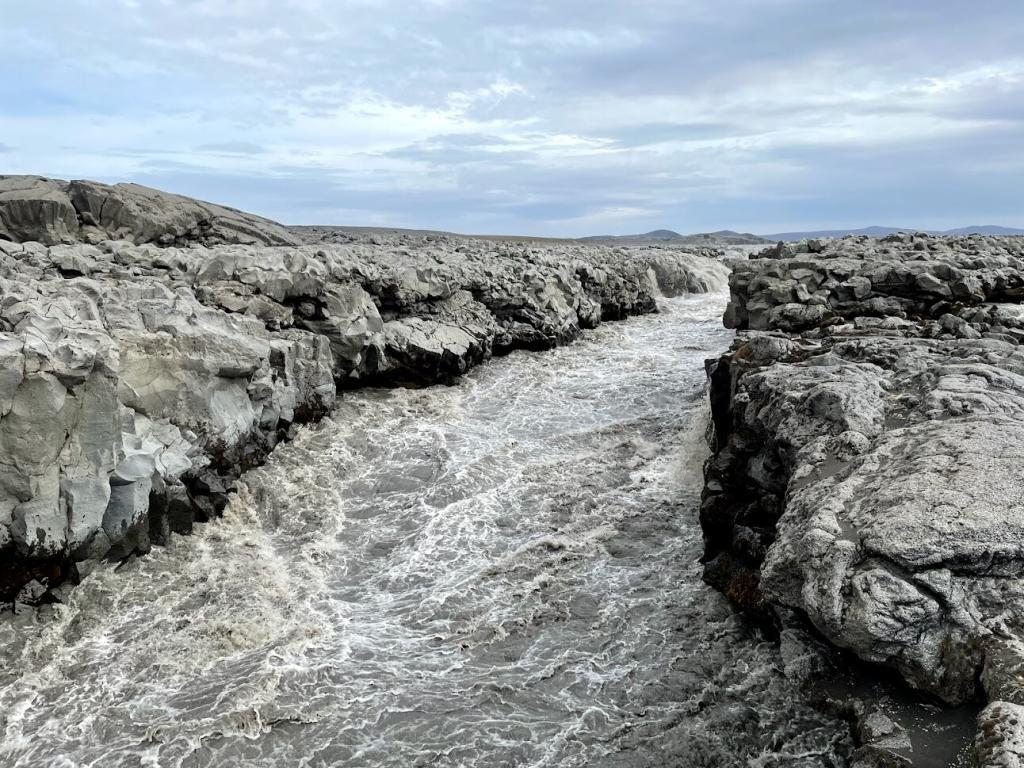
[{"left": 3, "top": 1, "right": 1022, "bottom": 236}]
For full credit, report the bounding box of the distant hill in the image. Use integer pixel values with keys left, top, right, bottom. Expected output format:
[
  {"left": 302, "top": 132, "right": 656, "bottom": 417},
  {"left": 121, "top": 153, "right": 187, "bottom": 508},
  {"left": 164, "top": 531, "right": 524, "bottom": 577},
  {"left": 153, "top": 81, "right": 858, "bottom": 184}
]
[
  {"left": 761, "top": 225, "right": 1024, "bottom": 241},
  {"left": 579, "top": 229, "right": 769, "bottom": 246},
  {"left": 941, "top": 225, "right": 1024, "bottom": 236},
  {"left": 293, "top": 225, "right": 769, "bottom": 246},
  {"left": 291, "top": 224, "right": 575, "bottom": 245}
]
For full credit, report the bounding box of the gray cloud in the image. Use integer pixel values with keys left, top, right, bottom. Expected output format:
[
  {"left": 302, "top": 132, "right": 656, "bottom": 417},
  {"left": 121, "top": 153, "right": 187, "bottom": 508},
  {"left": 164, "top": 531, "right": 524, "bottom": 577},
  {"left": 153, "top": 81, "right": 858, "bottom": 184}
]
[
  {"left": 194, "top": 141, "right": 267, "bottom": 156},
  {"left": 1, "top": 0, "right": 1022, "bottom": 234},
  {"left": 383, "top": 134, "right": 528, "bottom": 166},
  {"left": 603, "top": 122, "right": 752, "bottom": 148}
]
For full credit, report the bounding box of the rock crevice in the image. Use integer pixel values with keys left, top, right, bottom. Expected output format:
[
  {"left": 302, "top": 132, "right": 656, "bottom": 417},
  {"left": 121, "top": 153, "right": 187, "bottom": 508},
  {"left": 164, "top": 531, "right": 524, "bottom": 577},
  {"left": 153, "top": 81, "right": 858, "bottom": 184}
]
[
  {"left": 0, "top": 175, "right": 729, "bottom": 607},
  {"left": 702, "top": 233, "right": 1024, "bottom": 765}
]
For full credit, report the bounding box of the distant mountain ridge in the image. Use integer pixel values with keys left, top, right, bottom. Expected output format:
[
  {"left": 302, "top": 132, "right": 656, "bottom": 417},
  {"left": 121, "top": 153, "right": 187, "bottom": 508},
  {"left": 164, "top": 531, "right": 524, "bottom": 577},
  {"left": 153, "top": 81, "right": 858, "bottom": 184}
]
[
  {"left": 761, "top": 225, "right": 1024, "bottom": 242},
  {"left": 290, "top": 223, "right": 1024, "bottom": 247},
  {"left": 579, "top": 229, "right": 768, "bottom": 245},
  {"left": 292, "top": 225, "right": 769, "bottom": 246}
]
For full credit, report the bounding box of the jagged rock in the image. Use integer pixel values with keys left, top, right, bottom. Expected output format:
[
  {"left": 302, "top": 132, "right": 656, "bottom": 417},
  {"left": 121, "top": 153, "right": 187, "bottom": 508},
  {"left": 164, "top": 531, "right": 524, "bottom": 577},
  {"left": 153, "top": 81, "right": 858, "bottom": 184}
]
[
  {"left": 851, "top": 707, "right": 913, "bottom": 768},
  {"left": 0, "top": 179, "right": 729, "bottom": 602},
  {"left": 297, "top": 284, "right": 385, "bottom": 377},
  {"left": 850, "top": 745, "right": 913, "bottom": 768},
  {"left": 703, "top": 232, "right": 1024, "bottom": 758},
  {"left": 763, "top": 416, "right": 1024, "bottom": 702},
  {"left": 982, "top": 639, "right": 1024, "bottom": 704},
  {"left": 380, "top": 291, "right": 497, "bottom": 384}
]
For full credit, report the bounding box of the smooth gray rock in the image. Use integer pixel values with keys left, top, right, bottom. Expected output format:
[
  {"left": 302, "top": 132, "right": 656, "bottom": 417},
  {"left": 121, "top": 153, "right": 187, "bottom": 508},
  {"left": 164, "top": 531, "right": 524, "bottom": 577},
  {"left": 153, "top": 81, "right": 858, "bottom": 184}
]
[
  {"left": 102, "top": 474, "right": 153, "bottom": 560},
  {"left": 0, "top": 176, "right": 79, "bottom": 244},
  {"left": 0, "top": 175, "right": 299, "bottom": 247},
  {"left": 62, "top": 476, "right": 111, "bottom": 554}
]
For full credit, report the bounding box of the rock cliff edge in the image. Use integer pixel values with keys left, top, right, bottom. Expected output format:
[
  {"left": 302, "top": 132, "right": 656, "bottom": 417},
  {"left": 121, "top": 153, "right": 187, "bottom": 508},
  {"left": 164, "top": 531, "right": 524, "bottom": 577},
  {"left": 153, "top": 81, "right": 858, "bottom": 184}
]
[
  {"left": 0, "top": 176, "right": 728, "bottom": 609},
  {"left": 702, "top": 234, "right": 1024, "bottom": 766}
]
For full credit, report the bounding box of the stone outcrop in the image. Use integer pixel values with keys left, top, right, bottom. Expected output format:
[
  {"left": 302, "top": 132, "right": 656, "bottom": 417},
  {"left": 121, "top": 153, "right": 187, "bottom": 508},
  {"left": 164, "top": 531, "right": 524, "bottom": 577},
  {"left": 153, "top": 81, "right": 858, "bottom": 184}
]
[
  {"left": 0, "top": 177, "right": 728, "bottom": 607},
  {"left": 701, "top": 232, "right": 1024, "bottom": 766},
  {"left": 0, "top": 176, "right": 300, "bottom": 247}
]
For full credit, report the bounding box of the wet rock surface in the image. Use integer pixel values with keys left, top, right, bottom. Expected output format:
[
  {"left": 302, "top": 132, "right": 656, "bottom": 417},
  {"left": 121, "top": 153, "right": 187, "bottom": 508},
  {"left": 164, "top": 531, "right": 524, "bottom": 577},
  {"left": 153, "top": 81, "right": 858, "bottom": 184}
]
[
  {"left": 0, "top": 179, "right": 728, "bottom": 605},
  {"left": 702, "top": 232, "right": 1024, "bottom": 766},
  {"left": 0, "top": 293, "right": 859, "bottom": 768}
]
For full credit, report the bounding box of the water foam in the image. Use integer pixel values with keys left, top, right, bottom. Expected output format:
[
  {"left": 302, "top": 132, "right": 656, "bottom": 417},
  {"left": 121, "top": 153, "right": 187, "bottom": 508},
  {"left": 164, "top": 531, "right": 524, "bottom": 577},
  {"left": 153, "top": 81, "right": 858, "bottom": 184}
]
[{"left": 0, "top": 294, "right": 854, "bottom": 767}]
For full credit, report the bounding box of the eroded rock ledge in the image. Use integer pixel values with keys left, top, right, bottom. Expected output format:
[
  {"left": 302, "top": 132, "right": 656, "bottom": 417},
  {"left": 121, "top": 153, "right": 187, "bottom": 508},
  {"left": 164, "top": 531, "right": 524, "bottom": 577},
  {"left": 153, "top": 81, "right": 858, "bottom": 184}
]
[
  {"left": 0, "top": 176, "right": 728, "bottom": 609},
  {"left": 0, "top": 175, "right": 300, "bottom": 247},
  {"left": 701, "top": 233, "right": 1024, "bottom": 766}
]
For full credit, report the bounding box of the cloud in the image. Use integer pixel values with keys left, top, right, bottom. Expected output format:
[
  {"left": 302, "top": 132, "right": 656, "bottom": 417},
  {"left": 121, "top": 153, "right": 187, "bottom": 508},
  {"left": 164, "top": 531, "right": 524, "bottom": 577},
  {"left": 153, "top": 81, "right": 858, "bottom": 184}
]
[
  {"left": 194, "top": 141, "right": 268, "bottom": 156},
  {"left": 1, "top": 0, "right": 1022, "bottom": 234}
]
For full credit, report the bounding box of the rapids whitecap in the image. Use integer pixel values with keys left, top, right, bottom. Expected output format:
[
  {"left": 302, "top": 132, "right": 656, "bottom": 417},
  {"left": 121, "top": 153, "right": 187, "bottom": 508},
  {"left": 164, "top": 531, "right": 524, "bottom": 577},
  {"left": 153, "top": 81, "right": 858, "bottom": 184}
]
[{"left": 0, "top": 294, "right": 853, "bottom": 767}]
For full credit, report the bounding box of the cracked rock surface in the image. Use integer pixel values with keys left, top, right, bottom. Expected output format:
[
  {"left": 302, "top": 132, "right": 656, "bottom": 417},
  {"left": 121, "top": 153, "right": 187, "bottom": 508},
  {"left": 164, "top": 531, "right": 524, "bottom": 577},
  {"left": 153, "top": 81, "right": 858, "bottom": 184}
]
[
  {"left": 0, "top": 176, "right": 728, "bottom": 606},
  {"left": 701, "top": 232, "right": 1024, "bottom": 766}
]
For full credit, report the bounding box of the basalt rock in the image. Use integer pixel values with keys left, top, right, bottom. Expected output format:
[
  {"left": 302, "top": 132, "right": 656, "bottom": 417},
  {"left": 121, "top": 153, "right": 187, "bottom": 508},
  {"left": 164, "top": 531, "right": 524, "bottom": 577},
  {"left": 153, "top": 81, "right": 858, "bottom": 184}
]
[
  {"left": 0, "top": 176, "right": 300, "bottom": 247},
  {"left": 0, "top": 180, "right": 729, "bottom": 606},
  {"left": 701, "top": 232, "right": 1024, "bottom": 765}
]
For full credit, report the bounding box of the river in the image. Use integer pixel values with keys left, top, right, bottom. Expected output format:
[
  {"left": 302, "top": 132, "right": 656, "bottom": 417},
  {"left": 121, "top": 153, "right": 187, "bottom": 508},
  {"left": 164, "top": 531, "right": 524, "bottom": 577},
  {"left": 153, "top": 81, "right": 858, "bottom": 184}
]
[{"left": 0, "top": 293, "right": 854, "bottom": 767}]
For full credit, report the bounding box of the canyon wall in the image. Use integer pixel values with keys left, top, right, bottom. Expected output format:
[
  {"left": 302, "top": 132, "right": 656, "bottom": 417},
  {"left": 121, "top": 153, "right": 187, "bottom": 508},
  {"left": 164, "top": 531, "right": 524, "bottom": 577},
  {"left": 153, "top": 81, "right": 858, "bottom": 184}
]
[
  {"left": 702, "top": 234, "right": 1024, "bottom": 766},
  {"left": 0, "top": 176, "right": 729, "bottom": 606}
]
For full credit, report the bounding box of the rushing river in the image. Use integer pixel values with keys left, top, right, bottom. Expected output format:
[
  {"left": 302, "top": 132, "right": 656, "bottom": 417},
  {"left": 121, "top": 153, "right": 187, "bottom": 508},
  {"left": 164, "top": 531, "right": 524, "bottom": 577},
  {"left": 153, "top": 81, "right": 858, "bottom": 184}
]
[{"left": 0, "top": 293, "right": 856, "bottom": 767}]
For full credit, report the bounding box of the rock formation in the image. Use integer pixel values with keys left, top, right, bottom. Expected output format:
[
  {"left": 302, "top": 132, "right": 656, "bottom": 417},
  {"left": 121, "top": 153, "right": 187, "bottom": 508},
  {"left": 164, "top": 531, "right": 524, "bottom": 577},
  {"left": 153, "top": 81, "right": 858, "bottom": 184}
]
[
  {"left": 0, "top": 176, "right": 300, "bottom": 247},
  {"left": 701, "top": 232, "right": 1024, "bottom": 766},
  {"left": 0, "top": 175, "right": 728, "bottom": 608}
]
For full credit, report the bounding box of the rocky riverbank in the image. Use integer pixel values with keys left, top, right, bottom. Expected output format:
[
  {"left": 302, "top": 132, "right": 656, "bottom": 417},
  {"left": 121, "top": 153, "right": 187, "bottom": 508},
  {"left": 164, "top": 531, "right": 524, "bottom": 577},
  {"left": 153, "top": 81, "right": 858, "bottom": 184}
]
[
  {"left": 701, "top": 233, "right": 1024, "bottom": 766},
  {"left": 0, "top": 176, "right": 728, "bottom": 607}
]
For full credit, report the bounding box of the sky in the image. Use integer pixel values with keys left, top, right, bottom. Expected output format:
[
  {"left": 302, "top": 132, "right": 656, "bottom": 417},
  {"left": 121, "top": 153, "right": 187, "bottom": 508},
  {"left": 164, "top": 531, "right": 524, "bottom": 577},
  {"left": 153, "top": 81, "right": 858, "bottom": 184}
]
[{"left": 2, "top": 1, "right": 1023, "bottom": 236}]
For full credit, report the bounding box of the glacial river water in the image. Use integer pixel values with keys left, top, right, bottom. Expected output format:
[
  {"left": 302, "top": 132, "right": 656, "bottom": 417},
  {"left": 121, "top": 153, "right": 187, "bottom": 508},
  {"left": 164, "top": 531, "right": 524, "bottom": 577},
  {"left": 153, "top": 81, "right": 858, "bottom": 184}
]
[{"left": 0, "top": 294, "right": 859, "bottom": 767}]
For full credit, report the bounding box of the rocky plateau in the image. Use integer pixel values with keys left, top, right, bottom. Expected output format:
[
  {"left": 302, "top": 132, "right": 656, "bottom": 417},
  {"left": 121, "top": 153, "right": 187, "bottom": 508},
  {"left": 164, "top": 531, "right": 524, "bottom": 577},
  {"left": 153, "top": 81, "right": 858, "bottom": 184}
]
[{"left": 702, "top": 233, "right": 1024, "bottom": 766}]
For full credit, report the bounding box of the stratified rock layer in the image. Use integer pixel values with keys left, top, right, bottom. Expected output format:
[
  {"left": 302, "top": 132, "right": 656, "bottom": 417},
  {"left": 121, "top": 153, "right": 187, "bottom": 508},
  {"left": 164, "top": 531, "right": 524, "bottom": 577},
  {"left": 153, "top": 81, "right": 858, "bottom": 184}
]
[
  {"left": 0, "top": 181, "right": 728, "bottom": 607},
  {"left": 701, "top": 233, "right": 1024, "bottom": 766}
]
